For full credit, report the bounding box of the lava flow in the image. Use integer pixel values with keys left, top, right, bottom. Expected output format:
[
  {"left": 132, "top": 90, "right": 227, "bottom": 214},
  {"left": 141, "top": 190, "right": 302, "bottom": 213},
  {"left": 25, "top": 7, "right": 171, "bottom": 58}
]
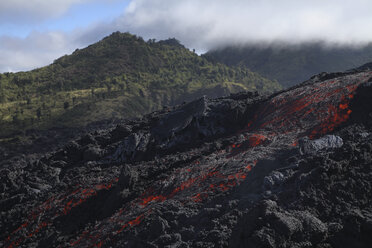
[{"left": 3, "top": 70, "right": 372, "bottom": 248}]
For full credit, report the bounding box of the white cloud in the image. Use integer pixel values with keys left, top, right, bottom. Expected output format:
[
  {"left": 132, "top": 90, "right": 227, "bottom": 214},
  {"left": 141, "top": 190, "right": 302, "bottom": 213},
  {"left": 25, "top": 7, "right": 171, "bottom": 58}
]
[
  {"left": 0, "top": 0, "right": 123, "bottom": 72},
  {"left": 0, "top": 0, "right": 91, "bottom": 22},
  {"left": 0, "top": 21, "right": 121, "bottom": 72},
  {"left": 119, "top": 0, "right": 372, "bottom": 50},
  {"left": 0, "top": 31, "right": 75, "bottom": 72},
  {"left": 0, "top": 0, "right": 121, "bottom": 23}
]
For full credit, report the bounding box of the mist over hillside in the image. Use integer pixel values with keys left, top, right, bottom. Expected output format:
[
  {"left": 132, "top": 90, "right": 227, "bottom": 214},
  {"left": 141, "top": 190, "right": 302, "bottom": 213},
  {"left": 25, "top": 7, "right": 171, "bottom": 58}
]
[{"left": 205, "top": 42, "right": 372, "bottom": 87}]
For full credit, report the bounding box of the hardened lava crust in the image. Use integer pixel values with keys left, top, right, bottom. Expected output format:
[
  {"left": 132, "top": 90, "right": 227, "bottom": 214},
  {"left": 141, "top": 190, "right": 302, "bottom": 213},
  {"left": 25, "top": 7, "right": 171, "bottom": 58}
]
[{"left": 1, "top": 68, "right": 372, "bottom": 248}]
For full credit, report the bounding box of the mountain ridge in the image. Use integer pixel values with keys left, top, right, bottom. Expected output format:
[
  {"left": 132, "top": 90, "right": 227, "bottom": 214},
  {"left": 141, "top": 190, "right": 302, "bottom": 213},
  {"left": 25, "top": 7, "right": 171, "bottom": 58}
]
[{"left": 0, "top": 32, "right": 280, "bottom": 138}]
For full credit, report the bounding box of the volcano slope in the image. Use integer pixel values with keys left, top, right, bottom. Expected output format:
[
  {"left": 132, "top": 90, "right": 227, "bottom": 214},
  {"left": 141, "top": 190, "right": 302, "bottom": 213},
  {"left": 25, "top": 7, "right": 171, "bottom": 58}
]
[{"left": 1, "top": 68, "right": 372, "bottom": 248}]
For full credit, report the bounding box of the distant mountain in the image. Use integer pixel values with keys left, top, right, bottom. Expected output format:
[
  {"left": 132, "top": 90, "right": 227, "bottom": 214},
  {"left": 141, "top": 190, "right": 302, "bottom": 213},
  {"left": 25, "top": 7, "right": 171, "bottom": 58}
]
[
  {"left": 0, "top": 32, "right": 280, "bottom": 137},
  {"left": 204, "top": 43, "right": 372, "bottom": 87}
]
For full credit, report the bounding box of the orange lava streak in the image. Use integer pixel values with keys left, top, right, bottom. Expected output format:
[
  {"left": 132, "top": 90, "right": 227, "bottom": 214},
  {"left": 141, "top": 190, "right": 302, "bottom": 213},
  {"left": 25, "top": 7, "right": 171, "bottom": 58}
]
[
  {"left": 248, "top": 134, "right": 267, "bottom": 147},
  {"left": 309, "top": 89, "right": 356, "bottom": 139},
  {"left": 117, "top": 214, "right": 145, "bottom": 234},
  {"left": 63, "top": 188, "right": 96, "bottom": 215},
  {"left": 140, "top": 195, "right": 166, "bottom": 206},
  {"left": 192, "top": 193, "right": 204, "bottom": 202},
  {"left": 70, "top": 230, "right": 89, "bottom": 246},
  {"left": 93, "top": 241, "right": 103, "bottom": 248},
  {"left": 63, "top": 178, "right": 118, "bottom": 215},
  {"left": 6, "top": 238, "right": 22, "bottom": 248},
  {"left": 26, "top": 222, "right": 48, "bottom": 238},
  {"left": 12, "top": 222, "right": 28, "bottom": 234},
  {"left": 339, "top": 103, "right": 348, "bottom": 110},
  {"left": 6, "top": 178, "right": 120, "bottom": 248}
]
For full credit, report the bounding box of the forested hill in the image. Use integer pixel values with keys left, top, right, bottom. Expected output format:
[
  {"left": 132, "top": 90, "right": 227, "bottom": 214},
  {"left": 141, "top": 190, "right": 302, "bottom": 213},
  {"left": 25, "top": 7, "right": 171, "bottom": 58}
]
[
  {"left": 204, "top": 43, "right": 372, "bottom": 87},
  {"left": 0, "top": 32, "right": 280, "bottom": 138}
]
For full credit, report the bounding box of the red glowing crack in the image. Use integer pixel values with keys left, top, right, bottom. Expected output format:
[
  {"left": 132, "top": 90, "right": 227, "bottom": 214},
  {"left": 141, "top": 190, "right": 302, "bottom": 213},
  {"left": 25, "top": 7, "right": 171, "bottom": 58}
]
[
  {"left": 5, "top": 178, "right": 119, "bottom": 248},
  {"left": 117, "top": 213, "right": 145, "bottom": 234}
]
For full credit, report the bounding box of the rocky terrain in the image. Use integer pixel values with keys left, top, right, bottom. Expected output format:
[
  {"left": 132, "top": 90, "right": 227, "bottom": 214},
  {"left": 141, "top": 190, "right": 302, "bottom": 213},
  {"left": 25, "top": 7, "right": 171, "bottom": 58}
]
[{"left": 1, "top": 66, "right": 372, "bottom": 248}]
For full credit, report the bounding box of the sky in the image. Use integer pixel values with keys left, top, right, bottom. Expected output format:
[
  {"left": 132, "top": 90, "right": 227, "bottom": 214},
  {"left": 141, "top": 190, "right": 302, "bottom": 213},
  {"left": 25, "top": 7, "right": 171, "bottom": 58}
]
[{"left": 1, "top": 0, "right": 372, "bottom": 73}]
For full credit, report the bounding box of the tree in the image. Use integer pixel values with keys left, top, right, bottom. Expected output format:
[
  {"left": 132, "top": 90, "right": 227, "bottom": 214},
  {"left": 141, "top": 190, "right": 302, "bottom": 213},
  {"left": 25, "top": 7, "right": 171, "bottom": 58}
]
[
  {"left": 12, "top": 115, "right": 19, "bottom": 124},
  {"left": 36, "top": 108, "right": 42, "bottom": 120},
  {"left": 0, "top": 81, "right": 5, "bottom": 103},
  {"left": 64, "top": 101, "right": 70, "bottom": 110},
  {"left": 0, "top": 89, "right": 5, "bottom": 103},
  {"left": 106, "top": 83, "right": 112, "bottom": 93},
  {"left": 57, "top": 79, "right": 64, "bottom": 90}
]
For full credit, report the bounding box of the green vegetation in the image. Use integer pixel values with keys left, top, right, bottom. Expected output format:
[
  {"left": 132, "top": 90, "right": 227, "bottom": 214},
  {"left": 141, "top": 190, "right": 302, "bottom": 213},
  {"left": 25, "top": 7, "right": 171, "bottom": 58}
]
[
  {"left": 0, "top": 32, "right": 281, "bottom": 137},
  {"left": 204, "top": 43, "right": 372, "bottom": 87}
]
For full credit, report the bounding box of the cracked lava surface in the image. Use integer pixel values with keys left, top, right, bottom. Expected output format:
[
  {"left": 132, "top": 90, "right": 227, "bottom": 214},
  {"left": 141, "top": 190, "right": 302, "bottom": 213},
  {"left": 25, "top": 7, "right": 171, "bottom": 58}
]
[{"left": 2, "top": 69, "right": 372, "bottom": 248}]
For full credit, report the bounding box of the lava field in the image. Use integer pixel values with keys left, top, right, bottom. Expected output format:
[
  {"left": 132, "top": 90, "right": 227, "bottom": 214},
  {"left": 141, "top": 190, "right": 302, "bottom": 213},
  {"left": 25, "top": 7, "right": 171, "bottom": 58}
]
[{"left": 1, "top": 68, "right": 372, "bottom": 248}]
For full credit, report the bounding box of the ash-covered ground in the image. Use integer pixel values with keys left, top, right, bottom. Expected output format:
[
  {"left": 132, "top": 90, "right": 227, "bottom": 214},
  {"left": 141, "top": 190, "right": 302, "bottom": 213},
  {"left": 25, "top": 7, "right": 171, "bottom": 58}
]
[{"left": 1, "top": 67, "right": 372, "bottom": 248}]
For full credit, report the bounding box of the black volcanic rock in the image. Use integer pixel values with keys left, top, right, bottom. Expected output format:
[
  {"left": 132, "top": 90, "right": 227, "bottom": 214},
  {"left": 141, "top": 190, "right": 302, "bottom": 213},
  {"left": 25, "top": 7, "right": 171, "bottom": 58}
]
[
  {"left": 1, "top": 68, "right": 372, "bottom": 248},
  {"left": 355, "top": 62, "right": 372, "bottom": 71},
  {"left": 299, "top": 135, "right": 343, "bottom": 155}
]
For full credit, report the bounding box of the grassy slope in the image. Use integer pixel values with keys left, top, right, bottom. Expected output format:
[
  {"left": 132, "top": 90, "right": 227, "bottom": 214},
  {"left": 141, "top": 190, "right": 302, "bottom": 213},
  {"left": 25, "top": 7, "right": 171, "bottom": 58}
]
[{"left": 0, "top": 32, "right": 281, "bottom": 137}]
